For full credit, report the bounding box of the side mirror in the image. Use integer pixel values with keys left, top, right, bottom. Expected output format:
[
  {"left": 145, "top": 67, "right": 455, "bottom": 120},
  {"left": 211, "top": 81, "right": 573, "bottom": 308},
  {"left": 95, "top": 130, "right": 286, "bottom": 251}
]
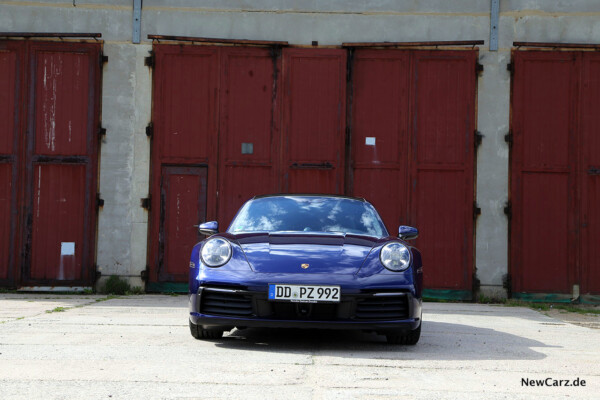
[
  {"left": 198, "top": 221, "right": 218, "bottom": 236},
  {"left": 398, "top": 225, "right": 418, "bottom": 241}
]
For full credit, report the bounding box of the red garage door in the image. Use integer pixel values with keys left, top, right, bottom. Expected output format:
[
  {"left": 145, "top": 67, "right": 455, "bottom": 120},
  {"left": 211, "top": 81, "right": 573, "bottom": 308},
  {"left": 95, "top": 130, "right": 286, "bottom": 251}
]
[
  {"left": 511, "top": 50, "right": 600, "bottom": 302},
  {"left": 0, "top": 42, "right": 22, "bottom": 286},
  {"left": 351, "top": 49, "right": 478, "bottom": 299},
  {"left": 149, "top": 44, "right": 347, "bottom": 290},
  {"left": 0, "top": 40, "right": 102, "bottom": 289},
  {"left": 149, "top": 42, "right": 478, "bottom": 296},
  {"left": 282, "top": 48, "right": 346, "bottom": 194}
]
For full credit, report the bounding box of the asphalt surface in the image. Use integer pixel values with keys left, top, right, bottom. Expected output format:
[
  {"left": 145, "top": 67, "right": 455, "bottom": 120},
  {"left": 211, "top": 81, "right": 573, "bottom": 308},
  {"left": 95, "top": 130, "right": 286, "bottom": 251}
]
[{"left": 0, "top": 294, "right": 598, "bottom": 399}]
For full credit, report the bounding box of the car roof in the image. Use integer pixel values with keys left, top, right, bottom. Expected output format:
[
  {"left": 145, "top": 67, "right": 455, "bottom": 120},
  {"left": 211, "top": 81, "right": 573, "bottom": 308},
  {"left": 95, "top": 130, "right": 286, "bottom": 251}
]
[{"left": 251, "top": 194, "right": 367, "bottom": 202}]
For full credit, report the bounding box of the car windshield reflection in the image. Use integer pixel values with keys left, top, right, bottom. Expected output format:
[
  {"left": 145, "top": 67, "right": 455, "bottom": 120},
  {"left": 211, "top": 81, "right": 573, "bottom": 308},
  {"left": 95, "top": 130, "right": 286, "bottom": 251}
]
[{"left": 228, "top": 196, "right": 388, "bottom": 237}]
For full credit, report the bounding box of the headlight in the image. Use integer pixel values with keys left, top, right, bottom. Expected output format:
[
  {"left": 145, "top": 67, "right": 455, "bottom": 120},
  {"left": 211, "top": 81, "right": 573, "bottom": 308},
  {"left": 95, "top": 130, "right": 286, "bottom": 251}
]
[
  {"left": 380, "top": 242, "right": 411, "bottom": 271},
  {"left": 200, "top": 237, "right": 232, "bottom": 267}
]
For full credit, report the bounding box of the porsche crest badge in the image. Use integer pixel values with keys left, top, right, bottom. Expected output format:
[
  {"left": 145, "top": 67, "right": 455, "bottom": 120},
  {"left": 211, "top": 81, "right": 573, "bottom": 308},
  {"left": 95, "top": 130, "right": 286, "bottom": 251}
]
[{"left": 301, "top": 263, "right": 309, "bottom": 269}]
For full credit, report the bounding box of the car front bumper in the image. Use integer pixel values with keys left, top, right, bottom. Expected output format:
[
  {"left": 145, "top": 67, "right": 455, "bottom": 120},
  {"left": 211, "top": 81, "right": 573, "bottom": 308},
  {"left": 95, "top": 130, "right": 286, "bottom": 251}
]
[{"left": 189, "top": 285, "right": 422, "bottom": 333}]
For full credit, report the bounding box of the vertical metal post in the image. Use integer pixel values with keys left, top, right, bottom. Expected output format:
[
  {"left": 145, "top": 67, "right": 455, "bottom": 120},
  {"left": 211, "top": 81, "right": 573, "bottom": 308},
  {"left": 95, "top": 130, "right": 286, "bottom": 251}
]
[
  {"left": 133, "top": 0, "right": 142, "bottom": 44},
  {"left": 490, "top": 0, "right": 500, "bottom": 51}
]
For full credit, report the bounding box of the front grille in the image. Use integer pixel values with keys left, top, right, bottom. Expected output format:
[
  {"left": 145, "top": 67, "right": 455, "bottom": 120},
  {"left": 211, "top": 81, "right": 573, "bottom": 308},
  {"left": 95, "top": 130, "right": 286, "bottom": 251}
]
[
  {"left": 355, "top": 294, "right": 409, "bottom": 320},
  {"left": 198, "top": 286, "right": 411, "bottom": 321},
  {"left": 200, "top": 288, "right": 253, "bottom": 317}
]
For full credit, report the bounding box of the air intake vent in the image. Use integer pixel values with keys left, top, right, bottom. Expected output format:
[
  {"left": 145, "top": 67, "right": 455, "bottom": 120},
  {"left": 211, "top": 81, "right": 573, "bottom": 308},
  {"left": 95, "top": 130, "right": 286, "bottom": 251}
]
[
  {"left": 355, "top": 294, "right": 409, "bottom": 320},
  {"left": 200, "top": 289, "right": 253, "bottom": 317}
]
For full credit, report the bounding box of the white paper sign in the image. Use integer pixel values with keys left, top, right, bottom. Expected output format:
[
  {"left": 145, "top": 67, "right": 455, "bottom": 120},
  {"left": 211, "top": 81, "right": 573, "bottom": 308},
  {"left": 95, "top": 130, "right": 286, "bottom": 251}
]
[
  {"left": 365, "top": 137, "right": 376, "bottom": 146},
  {"left": 61, "top": 242, "right": 75, "bottom": 256}
]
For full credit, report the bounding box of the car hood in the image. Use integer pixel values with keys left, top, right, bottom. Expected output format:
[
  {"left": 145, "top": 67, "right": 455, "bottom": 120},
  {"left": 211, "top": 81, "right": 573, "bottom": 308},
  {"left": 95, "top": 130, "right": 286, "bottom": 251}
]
[{"left": 231, "top": 232, "right": 379, "bottom": 274}]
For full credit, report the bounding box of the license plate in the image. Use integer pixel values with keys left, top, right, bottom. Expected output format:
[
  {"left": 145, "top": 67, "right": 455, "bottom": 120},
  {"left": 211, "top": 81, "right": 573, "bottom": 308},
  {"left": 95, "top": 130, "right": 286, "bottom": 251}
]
[{"left": 268, "top": 284, "right": 340, "bottom": 303}]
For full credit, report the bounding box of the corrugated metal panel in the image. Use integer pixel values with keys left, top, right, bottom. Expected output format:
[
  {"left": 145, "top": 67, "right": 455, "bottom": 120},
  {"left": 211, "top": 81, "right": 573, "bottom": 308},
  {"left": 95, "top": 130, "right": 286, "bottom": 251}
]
[
  {"left": 581, "top": 53, "right": 600, "bottom": 295},
  {"left": 22, "top": 41, "right": 101, "bottom": 286},
  {"left": 30, "top": 164, "right": 85, "bottom": 281},
  {"left": 217, "top": 47, "right": 280, "bottom": 227},
  {"left": 410, "top": 51, "right": 477, "bottom": 292},
  {"left": 0, "top": 164, "right": 12, "bottom": 281},
  {"left": 350, "top": 49, "right": 410, "bottom": 230},
  {"left": 510, "top": 51, "right": 577, "bottom": 294},
  {"left": 34, "top": 51, "right": 89, "bottom": 156},
  {"left": 150, "top": 45, "right": 219, "bottom": 285},
  {"left": 0, "top": 42, "right": 21, "bottom": 285},
  {"left": 154, "top": 47, "right": 218, "bottom": 161},
  {"left": 160, "top": 166, "right": 206, "bottom": 282},
  {"left": 282, "top": 48, "right": 346, "bottom": 194}
]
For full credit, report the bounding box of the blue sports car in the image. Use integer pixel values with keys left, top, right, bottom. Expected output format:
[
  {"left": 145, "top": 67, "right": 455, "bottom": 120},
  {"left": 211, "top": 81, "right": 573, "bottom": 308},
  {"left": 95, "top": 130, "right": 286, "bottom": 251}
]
[{"left": 188, "top": 194, "right": 423, "bottom": 344}]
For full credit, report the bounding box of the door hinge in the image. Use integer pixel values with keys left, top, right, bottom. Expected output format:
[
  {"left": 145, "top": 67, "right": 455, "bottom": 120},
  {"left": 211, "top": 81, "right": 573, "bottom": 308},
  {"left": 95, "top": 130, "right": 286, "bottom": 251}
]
[
  {"left": 504, "top": 131, "right": 513, "bottom": 147},
  {"left": 145, "top": 122, "right": 154, "bottom": 137},
  {"left": 507, "top": 62, "right": 514, "bottom": 76},
  {"left": 141, "top": 266, "right": 149, "bottom": 282},
  {"left": 99, "top": 52, "right": 108, "bottom": 68},
  {"left": 474, "top": 130, "right": 483, "bottom": 149},
  {"left": 475, "top": 62, "right": 484, "bottom": 76},
  {"left": 141, "top": 195, "right": 151, "bottom": 210},
  {"left": 502, "top": 273, "right": 512, "bottom": 292},
  {"left": 504, "top": 200, "right": 512, "bottom": 219},
  {"left": 96, "top": 193, "right": 105, "bottom": 210},
  {"left": 144, "top": 51, "right": 155, "bottom": 68},
  {"left": 473, "top": 201, "right": 481, "bottom": 219},
  {"left": 97, "top": 126, "right": 107, "bottom": 139},
  {"left": 472, "top": 273, "right": 481, "bottom": 293}
]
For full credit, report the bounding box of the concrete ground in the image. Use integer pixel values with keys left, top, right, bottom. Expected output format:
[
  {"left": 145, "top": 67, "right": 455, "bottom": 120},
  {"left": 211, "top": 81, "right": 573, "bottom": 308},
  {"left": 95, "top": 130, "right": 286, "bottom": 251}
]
[{"left": 0, "top": 294, "right": 598, "bottom": 400}]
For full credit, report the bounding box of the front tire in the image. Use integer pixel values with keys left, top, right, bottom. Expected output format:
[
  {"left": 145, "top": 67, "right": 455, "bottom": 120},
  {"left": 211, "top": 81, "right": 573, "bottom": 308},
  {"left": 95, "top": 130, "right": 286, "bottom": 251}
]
[
  {"left": 386, "top": 323, "right": 421, "bottom": 345},
  {"left": 189, "top": 320, "right": 224, "bottom": 340}
]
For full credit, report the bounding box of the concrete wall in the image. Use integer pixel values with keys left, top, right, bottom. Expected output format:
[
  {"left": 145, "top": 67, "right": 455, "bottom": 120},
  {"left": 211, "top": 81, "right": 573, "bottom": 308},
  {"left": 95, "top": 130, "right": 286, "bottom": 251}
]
[{"left": 2, "top": 0, "right": 600, "bottom": 296}]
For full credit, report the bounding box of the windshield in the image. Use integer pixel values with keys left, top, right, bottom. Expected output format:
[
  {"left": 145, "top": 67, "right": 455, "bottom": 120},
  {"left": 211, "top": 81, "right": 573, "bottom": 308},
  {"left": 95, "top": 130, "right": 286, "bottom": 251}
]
[{"left": 228, "top": 196, "right": 388, "bottom": 237}]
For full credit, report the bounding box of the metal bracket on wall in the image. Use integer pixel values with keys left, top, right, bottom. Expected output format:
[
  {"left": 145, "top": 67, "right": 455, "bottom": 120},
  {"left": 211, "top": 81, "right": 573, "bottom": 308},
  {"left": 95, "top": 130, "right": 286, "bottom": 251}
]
[
  {"left": 141, "top": 196, "right": 151, "bottom": 210},
  {"left": 145, "top": 122, "right": 154, "bottom": 137},
  {"left": 474, "top": 130, "right": 484, "bottom": 149},
  {"left": 145, "top": 51, "right": 155, "bottom": 68},
  {"left": 97, "top": 126, "right": 106, "bottom": 139},
  {"left": 133, "top": 0, "right": 142, "bottom": 44},
  {"left": 473, "top": 202, "right": 481, "bottom": 220},
  {"left": 141, "top": 266, "right": 149, "bottom": 282},
  {"left": 99, "top": 52, "right": 108, "bottom": 68},
  {"left": 96, "top": 193, "right": 105, "bottom": 210},
  {"left": 504, "top": 200, "right": 512, "bottom": 219},
  {"left": 490, "top": 0, "right": 500, "bottom": 51},
  {"left": 504, "top": 131, "right": 513, "bottom": 147},
  {"left": 502, "top": 274, "right": 512, "bottom": 297},
  {"left": 476, "top": 62, "right": 484, "bottom": 76},
  {"left": 506, "top": 62, "right": 514, "bottom": 76}
]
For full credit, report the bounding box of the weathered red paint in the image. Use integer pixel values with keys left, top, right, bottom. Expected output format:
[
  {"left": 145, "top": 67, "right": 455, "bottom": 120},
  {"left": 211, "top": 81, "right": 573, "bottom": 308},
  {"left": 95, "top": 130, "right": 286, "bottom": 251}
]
[
  {"left": 351, "top": 49, "right": 410, "bottom": 231},
  {"left": 281, "top": 48, "right": 346, "bottom": 195},
  {"left": 0, "top": 42, "right": 22, "bottom": 285},
  {"left": 217, "top": 47, "right": 280, "bottom": 228},
  {"left": 30, "top": 164, "right": 85, "bottom": 281},
  {"left": 510, "top": 51, "right": 578, "bottom": 294},
  {"left": 580, "top": 53, "right": 600, "bottom": 295},
  {"left": 351, "top": 49, "right": 477, "bottom": 293},
  {"left": 23, "top": 41, "right": 101, "bottom": 286},
  {"left": 150, "top": 45, "right": 219, "bottom": 285},
  {"left": 0, "top": 40, "right": 101, "bottom": 288},
  {"left": 150, "top": 44, "right": 476, "bottom": 293},
  {"left": 160, "top": 166, "right": 207, "bottom": 282},
  {"left": 0, "top": 164, "right": 11, "bottom": 281},
  {"left": 34, "top": 51, "right": 90, "bottom": 156},
  {"left": 410, "top": 51, "right": 477, "bottom": 292}
]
